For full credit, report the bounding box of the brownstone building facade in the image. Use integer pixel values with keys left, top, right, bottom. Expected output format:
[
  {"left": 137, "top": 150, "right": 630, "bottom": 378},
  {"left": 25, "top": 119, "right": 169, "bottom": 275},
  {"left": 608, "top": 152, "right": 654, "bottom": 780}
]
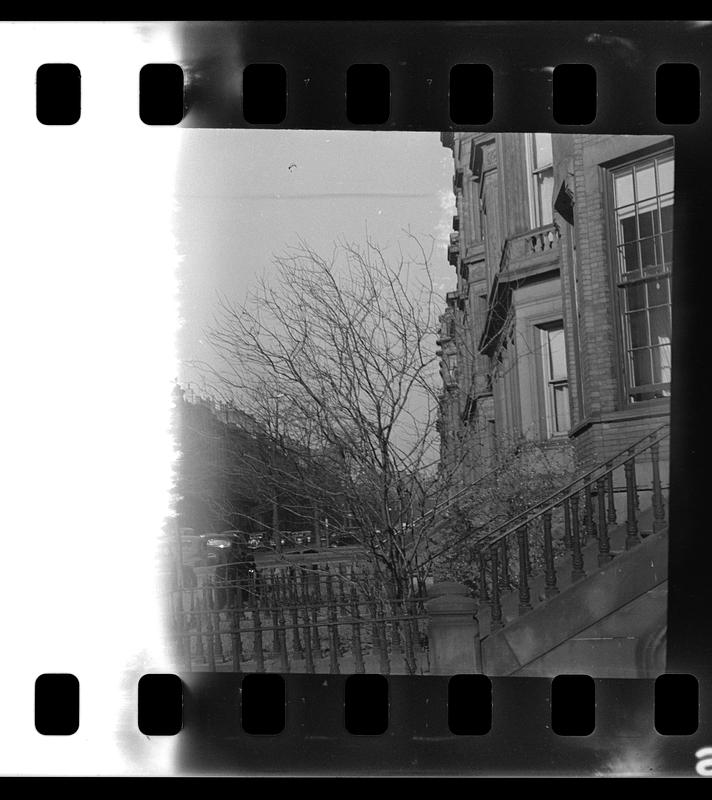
[{"left": 438, "top": 132, "right": 673, "bottom": 496}]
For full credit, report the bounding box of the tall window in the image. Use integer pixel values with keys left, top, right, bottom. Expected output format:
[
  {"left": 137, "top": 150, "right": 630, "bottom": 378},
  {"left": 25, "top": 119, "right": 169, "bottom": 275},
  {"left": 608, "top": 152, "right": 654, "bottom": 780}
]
[
  {"left": 526, "top": 133, "right": 554, "bottom": 228},
  {"left": 540, "top": 322, "right": 570, "bottom": 437},
  {"left": 612, "top": 152, "right": 673, "bottom": 403}
]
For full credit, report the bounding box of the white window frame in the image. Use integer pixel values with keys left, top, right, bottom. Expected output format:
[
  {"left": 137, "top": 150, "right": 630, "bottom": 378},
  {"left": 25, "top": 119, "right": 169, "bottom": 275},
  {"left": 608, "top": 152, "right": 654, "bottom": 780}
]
[
  {"left": 609, "top": 150, "right": 674, "bottom": 404},
  {"left": 539, "top": 321, "right": 570, "bottom": 438},
  {"left": 525, "top": 133, "right": 554, "bottom": 230}
]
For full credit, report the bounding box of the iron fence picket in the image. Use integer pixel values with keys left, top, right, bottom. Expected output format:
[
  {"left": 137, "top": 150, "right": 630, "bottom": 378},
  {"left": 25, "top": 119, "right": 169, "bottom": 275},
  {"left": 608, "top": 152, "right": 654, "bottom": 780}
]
[
  {"left": 287, "top": 568, "right": 304, "bottom": 658},
  {"left": 325, "top": 571, "right": 341, "bottom": 674}
]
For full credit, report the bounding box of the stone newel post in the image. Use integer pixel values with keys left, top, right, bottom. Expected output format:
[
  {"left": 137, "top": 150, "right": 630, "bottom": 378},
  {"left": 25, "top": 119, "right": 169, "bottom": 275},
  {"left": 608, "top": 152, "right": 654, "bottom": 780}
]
[{"left": 424, "top": 582, "right": 482, "bottom": 674}]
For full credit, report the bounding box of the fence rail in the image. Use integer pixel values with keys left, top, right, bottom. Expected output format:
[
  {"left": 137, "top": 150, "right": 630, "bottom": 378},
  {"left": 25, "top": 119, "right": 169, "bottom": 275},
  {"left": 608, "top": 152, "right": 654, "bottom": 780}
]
[{"left": 168, "top": 564, "right": 430, "bottom": 675}]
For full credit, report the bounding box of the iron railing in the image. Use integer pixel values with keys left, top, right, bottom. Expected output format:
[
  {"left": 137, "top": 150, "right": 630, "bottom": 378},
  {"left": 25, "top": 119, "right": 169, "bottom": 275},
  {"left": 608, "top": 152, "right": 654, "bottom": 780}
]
[
  {"left": 475, "top": 423, "right": 670, "bottom": 631},
  {"left": 168, "top": 563, "right": 430, "bottom": 676}
]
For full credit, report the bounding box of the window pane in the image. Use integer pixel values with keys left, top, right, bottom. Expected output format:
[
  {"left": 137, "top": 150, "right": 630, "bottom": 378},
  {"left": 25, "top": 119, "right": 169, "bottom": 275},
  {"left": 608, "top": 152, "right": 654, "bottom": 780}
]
[
  {"left": 628, "top": 310, "right": 649, "bottom": 349},
  {"left": 553, "top": 384, "right": 570, "bottom": 433},
  {"left": 662, "top": 231, "right": 673, "bottom": 264},
  {"left": 636, "top": 164, "right": 656, "bottom": 201},
  {"left": 536, "top": 169, "right": 554, "bottom": 225},
  {"left": 547, "top": 327, "right": 567, "bottom": 381},
  {"left": 652, "top": 343, "right": 672, "bottom": 385},
  {"left": 660, "top": 202, "right": 673, "bottom": 233},
  {"left": 649, "top": 306, "right": 671, "bottom": 344},
  {"left": 625, "top": 282, "right": 647, "bottom": 311},
  {"left": 648, "top": 277, "right": 670, "bottom": 307},
  {"left": 656, "top": 234, "right": 666, "bottom": 266},
  {"left": 533, "top": 133, "right": 553, "bottom": 168},
  {"left": 640, "top": 236, "right": 659, "bottom": 270},
  {"left": 632, "top": 348, "right": 653, "bottom": 387},
  {"left": 619, "top": 213, "right": 637, "bottom": 243},
  {"left": 619, "top": 213, "right": 640, "bottom": 273},
  {"left": 615, "top": 171, "right": 634, "bottom": 208},
  {"left": 620, "top": 242, "right": 639, "bottom": 273},
  {"left": 658, "top": 157, "right": 674, "bottom": 195},
  {"left": 638, "top": 208, "right": 660, "bottom": 239}
]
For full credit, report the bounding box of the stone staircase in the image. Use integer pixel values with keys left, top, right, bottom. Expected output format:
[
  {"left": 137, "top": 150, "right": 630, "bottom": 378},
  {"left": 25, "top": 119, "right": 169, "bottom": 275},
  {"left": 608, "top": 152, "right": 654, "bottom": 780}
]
[{"left": 477, "top": 506, "right": 668, "bottom": 677}]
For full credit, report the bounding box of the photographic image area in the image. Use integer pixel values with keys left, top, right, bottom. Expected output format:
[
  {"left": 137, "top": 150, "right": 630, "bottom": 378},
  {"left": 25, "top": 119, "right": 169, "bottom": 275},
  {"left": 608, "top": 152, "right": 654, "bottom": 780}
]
[{"left": 165, "top": 130, "right": 673, "bottom": 679}]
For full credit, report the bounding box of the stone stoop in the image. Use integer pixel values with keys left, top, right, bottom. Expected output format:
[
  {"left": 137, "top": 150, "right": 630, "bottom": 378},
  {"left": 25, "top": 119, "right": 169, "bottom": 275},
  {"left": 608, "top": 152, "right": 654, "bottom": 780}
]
[{"left": 478, "top": 514, "right": 668, "bottom": 677}]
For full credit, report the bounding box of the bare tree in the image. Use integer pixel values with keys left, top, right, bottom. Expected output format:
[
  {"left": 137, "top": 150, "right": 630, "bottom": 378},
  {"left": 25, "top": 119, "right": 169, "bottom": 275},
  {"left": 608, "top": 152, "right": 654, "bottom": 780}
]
[{"left": 198, "top": 234, "right": 459, "bottom": 601}]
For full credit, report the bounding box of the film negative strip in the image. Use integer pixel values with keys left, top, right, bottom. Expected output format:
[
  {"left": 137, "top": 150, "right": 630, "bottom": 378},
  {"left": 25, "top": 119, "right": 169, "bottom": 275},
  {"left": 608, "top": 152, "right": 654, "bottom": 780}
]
[{"left": 2, "top": 20, "right": 711, "bottom": 778}]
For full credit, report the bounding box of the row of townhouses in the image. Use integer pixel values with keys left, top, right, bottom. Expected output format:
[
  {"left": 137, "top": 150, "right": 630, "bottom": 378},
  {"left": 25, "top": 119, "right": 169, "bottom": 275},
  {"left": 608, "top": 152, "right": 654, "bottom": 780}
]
[
  {"left": 437, "top": 131, "right": 673, "bottom": 496},
  {"left": 434, "top": 132, "right": 673, "bottom": 676}
]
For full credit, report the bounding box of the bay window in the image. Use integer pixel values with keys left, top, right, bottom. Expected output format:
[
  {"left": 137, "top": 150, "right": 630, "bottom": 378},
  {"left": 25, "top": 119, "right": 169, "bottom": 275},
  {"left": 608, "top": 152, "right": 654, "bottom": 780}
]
[{"left": 612, "top": 152, "right": 673, "bottom": 403}]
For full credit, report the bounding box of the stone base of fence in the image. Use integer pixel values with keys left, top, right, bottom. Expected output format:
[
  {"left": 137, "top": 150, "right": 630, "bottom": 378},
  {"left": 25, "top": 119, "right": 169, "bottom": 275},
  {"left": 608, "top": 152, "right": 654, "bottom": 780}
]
[{"left": 424, "top": 582, "right": 481, "bottom": 675}]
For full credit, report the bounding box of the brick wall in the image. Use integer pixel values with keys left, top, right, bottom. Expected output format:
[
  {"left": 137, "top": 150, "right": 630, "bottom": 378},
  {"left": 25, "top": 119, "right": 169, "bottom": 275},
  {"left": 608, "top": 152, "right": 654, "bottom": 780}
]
[
  {"left": 571, "top": 134, "right": 620, "bottom": 418},
  {"left": 563, "top": 134, "right": 673, "bottom": 471},
  {"left": 573, "top": 409, "right": 670, "bottom": 468}
]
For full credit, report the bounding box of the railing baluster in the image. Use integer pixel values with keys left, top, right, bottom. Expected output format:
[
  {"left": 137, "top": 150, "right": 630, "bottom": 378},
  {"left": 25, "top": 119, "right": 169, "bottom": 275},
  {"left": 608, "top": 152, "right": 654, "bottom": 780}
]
[
  {"left": 174, "top": 585, "right": 192, "bottom": 672},
  {"left": 625, "top": 451, "right": 641, "bottom": 549},
  {"left": 651, "top": 439, "right": 667, "bottom": 533},
  {"left": 368, "top": 596, "right": 381, "bottom": 674},
  {"left": 301, "top": 569, "right": 315, "bottom": 674},
  {"left": 403, "top": 598, "right": 418, "bottom": 676},
  {"left": 635, "top": 463, "right": 641, "bottom": 514},
  {"left": 523, "top": 523, "right": 533, "bottom": 575},
  {"left": 251, "top": 572, "right": 265, "bottom": 673},
  {"left": 213, "top": 591, "right": 224, "bottom": 663},
  {"left": 194, "top": 593, "right": 205, "bottom": 663},
  {"left": 204, "top": 583, "right": 216, "bottom": 672},
  {"left": 350, "top": 580, "right": 365, "bottom": 674},
  {"left": 325, "top": 570, "right": 340, "bottom": 674},
  {"left": 231, "top": 602, "right": 242, "bottom": 671},
  {"left": 288, "top": 568, "right": 303, "bottom": 659},
  {"left": 500, "top": 539, "right": 511, "bottom": 592},
  {"left": 569, "top": 494, "right": 586, "bottom": 581},
  {"left": 597, "top": 476, "right": 613, "bottom": 566},
  {"left": 606, "top": 464, "right": 617, "bottom": 524},
  {"left": 310, "top": 570, "right": 321, "bottom": 658},
  {"left": 380, "top": 598, "right": 391, "bottom": 675},
  {"left": 542, "top": 510, "right": 559, "bottom": 598},
  {"left": 313, "top": 566, "right": 322, "bottom": 604},
  {"left": 489, "top": 545, "right": 503, "bottom": 630},
  {"left": 372, "top": 598, "right": 390, "bottom": 675},
  {"left": 183, "top": 623, "right": 194, "bottom": 673},
  {"left": 563, "top": 492, "right": 572, "bottom": 549},
  {"left": 517, "top": 525, "right": 532, "bottom": 615},
  {"left": 277, "top": 597, "right": 289, "bottom": 674},
  {"left": 235, "top": 574, "right": 244, "bottom": 617},
  {"left": 390, "top": 596, "right": 403, "bottom": 656},
  {"left": 338, "top": 562, "right": 349, "bottom": 612},
  {"left": 272, "top": 571, "right": 282, "bottom": 656},
  {"left": 584, "top": 483, "right": 597, "bottom": 540},
  {"left": 478, "top": 549, "right": 489, "bottom": 603}
]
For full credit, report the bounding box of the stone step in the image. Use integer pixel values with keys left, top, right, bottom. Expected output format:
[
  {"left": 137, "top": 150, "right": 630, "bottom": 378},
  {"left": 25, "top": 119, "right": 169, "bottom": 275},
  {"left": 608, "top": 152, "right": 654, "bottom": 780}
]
[
  {"left": 480, "top": 528, "right": 668, "bottom": 676},
  {"left": 476, "top": 504, "right": 662, "bottom": 637}
]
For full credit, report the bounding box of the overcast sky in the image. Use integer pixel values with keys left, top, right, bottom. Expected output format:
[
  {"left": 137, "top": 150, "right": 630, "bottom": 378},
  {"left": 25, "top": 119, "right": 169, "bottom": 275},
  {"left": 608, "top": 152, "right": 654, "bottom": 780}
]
[{"left": 174, "top": 129, "right": 456, "bottom": 390}]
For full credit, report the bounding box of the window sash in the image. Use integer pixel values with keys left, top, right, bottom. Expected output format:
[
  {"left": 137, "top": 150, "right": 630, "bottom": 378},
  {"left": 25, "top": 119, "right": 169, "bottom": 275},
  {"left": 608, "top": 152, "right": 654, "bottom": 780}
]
[
  {"left": 540, "top": 323, "right": 570, "bottom": 437},
  {"left": 611, "top": 152, "right": 674, "bottom": 402},
  {"left": 526, "top": 133, "right": 554, "bottom": 229}
]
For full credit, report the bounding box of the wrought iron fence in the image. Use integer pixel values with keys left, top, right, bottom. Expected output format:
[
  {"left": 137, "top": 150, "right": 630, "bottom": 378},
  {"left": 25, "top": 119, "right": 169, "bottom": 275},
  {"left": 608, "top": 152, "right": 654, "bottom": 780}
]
[
  {"left": 474, "top": 424, "right": 670, "bottom": 631},
  {"left": 168, "top": 563, "right": 430, "bottom": 675}
]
